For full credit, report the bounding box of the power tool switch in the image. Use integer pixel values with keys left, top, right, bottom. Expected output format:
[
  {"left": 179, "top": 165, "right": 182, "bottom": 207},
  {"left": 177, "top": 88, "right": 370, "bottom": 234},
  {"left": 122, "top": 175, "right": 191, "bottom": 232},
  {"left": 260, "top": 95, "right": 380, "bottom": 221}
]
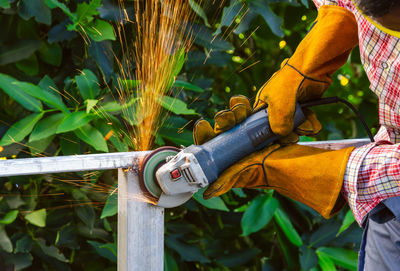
[{"left": 170, "top": 169, "right": 181, "bottom": 180}]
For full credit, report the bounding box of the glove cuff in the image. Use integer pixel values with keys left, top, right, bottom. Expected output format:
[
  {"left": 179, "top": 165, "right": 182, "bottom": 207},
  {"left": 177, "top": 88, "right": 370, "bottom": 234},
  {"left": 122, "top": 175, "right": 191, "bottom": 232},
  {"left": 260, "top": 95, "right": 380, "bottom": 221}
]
[
  {"left": 287, "top": 5, "right": 358, "bottom": 81},
  {"left": 265, "top": 145, "right": 355, "bottom": 218}
]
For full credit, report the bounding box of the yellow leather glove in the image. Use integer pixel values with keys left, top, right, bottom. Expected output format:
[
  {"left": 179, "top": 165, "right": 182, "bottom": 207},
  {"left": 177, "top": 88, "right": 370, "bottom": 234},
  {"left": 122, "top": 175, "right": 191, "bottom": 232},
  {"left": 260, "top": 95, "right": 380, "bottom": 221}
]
[
  {"left": 254, "top": 5, "right": 358, "bottom": 137},
  {"left": 193, "top": 95, "right": 354, "bottom": 218}
]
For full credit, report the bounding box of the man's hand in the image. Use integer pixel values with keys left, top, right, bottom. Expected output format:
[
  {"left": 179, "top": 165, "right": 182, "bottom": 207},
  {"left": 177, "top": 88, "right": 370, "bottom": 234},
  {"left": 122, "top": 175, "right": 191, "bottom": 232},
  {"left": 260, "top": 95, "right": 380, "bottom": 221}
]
[{"left": 193, "top": 95, "right": 355, "bottom": 219}]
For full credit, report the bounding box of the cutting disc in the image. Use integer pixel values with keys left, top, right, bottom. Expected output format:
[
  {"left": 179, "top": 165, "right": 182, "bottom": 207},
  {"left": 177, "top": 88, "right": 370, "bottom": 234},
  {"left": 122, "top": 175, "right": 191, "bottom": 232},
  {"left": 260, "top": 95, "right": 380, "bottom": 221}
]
[{"left": 139, "top": 146, "right": 180, "bottom": 200}]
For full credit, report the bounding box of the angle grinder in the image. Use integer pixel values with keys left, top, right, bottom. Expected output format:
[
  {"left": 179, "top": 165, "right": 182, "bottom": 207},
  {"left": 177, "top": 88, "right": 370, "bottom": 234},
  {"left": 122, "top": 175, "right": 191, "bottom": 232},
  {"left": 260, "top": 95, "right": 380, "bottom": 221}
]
[
  {"left": 139, "top": 102, "right": 307, "bottom": 208},
  {"left": 138, "top": 97, "right": 374, "bottom": 208}
]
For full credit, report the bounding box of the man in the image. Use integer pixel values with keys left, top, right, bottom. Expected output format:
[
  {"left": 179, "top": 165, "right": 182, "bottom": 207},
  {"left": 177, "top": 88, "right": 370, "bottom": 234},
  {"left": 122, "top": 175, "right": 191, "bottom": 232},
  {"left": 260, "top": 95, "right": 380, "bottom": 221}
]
[{"left": 194, "top": 0, "right": 400, "bottom": 270}]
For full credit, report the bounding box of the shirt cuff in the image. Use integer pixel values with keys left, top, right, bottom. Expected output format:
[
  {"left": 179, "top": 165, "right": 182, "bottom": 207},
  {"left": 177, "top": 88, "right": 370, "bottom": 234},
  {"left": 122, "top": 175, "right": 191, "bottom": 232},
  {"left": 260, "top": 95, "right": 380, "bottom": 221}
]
[{"left": 342, "top": 141, "right": 388, "bottom": 225}]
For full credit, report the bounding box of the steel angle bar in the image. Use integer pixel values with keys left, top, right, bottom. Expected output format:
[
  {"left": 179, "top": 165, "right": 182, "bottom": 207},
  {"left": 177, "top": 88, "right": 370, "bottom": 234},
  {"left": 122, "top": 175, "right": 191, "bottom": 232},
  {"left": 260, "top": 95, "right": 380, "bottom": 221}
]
[
  {"left": 0, "top": 151, "right": 150, "bottom": 177},
  {"left": 0, "top": 138, "right": 370, "bottom": 178},
  {"left": 299, "top": 138, "right": 371, "bottom": 150}
]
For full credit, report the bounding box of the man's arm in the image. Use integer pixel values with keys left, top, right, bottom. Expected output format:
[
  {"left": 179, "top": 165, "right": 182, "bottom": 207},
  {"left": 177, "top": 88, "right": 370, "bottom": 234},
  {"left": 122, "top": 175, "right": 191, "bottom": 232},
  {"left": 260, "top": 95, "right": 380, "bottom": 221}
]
[{"left": 343, "top": 141, "right": 400, "bottom": 225}]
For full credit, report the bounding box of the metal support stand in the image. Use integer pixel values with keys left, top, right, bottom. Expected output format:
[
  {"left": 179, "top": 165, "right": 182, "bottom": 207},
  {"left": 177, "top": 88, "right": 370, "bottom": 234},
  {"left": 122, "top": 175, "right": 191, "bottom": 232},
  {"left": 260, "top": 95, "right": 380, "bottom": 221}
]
[{"left": 118, "top": 169, "right": 164, "bottom": 271}]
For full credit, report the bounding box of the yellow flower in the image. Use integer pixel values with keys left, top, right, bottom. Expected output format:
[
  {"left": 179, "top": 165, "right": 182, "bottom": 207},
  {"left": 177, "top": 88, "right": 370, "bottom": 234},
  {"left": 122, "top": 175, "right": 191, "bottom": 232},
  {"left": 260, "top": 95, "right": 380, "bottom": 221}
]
[
  {"left": 279, "top": 40, "right": 287, "bottom": 49},
  {"left": 340, "top": 77, "right": 349, "bottom": 86}
]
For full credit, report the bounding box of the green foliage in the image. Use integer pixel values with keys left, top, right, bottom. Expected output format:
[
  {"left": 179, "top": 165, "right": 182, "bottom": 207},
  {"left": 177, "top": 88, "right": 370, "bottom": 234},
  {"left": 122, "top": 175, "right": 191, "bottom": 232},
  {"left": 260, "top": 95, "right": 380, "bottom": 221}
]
[
  {"left": 0, "top": 0, "right": 375, "bottom": 270},
  {"left": 24, "top": 209, "right": 46, "bottom": 228}
]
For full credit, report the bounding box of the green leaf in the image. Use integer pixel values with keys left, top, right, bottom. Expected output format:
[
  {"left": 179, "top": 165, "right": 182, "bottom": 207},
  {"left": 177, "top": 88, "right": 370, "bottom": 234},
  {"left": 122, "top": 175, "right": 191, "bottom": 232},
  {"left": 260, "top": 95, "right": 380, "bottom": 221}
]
[
  {"left": 234, "top": 10, "right": 257, "bottom": 34},
  {"left": 274, "top": 207, "right": 303, "bottom": 247},
  {"left": 241, "top": 195, "right": 278, "bottom": 236},
  {"left": 0, "top": 74, "right": 43, "bottom": 112},
  {"left": 165, "top": 236, "right": 210, "bottom": 263},
  {"left": 0, "top": 113, "right": 44, "bottom": 147},
  {"left": 171, "top": 49, "right": 185, "bottom": 77},
  {"left": 100, "top": 192, "right": 117, "bottom": 219},
  {"left": 15, "top": 53, "right": 39, "bottom": 76},
  {"left": 6, "top": 195, "right": 26, "bottom": 209},
  {"left": 214, "top": 0, "right": 242, "bottom": 36},
  {"left": 45, "top": 0, "right": 75, "bottom": 18},
  {"left": 301, "top": 0, "right": 309, "bottom": 8},
  {"left": 0, "top": 227, "right": 12, "bottom": 253},
  {"left": 30, "top": 113, "right": 64, "bottom": 142},
  {"left": 99, "top": 242, "right": 117, "bottom": 257},
  {"left": 173, "top": 80, "right": 204, "bottom": 93},
  {"left": 74, "top": 124, "right": 108, "bottom": 152},
  {"left": 87, "top": 240, "right": 117, "bottom": 262},
  {"left": 0, "top": 0, "right": 10, "bottom": 8},
  {"left": 317, "top": 251, "right": 337, "bottom": 271},
  {"left": 72, "top": 190, "right": 96, "bottom": 231},
  {"left": 57, "top": 111, "right": 95, "bottom": 134},
  {"left": 276, "top": 225, "right": 298, "bottom": 270},
  {"left": 248, "top": 0, "right": 284, "bottom": 37},
  {"left": 119, "top": 79, "right": 139, "bottom": 90},
  {"left": 18, "top": 0, "right": 52, "bottom": 25},
  {"left": 101, "top": 98, "right": 136, "bottom": 112},
  {"left": 13, "top": 81, "right": 69, "bottom": 113},
  {"left": 76, "top": 0, "right": 101, "bottom": 23},
  {"left": 75, "top": 69, "right": 101, "bottom": 100},
  {"left": 0, "top": 40, "right": 41, "bottom": 65},
  {"left": 24, "top": 208, "right": 46, "bottom": 227},
  {"left": 337, "top": 209, "right": 355, "bottom": 236},
  {"left": 189, "top": 0, "right": 210, "bottom": 27},
  {"left": 28, "top": 135, "right": 55, "bottom": 156},
  {"left": 158, "top": 96, "right": 197, "bottom": 115},
  {"left": 216, "top": 248, "right": 261, "bottom": 267},
  {"left": 158, "top": 115, "right": 193, "bottom": 146},
  {"left": 38, "top": 42, "right": 62, "bottom": 66},
  {"left": 299, "top": 245, "right": 318, "bottom": 271},
  {"left": 0, "top": 210, "right": 18, "bottom": 224},
  {"left": 95, "top": 119, "right": 129, "bottom": 152},
  {"left": 165, "top": 250, "right": 179, "bottom": 271},
  {"left": 36, "top": 238, "right": 68, "bottom": 262},
  {"left": 192, "top": 24, "right": 234, "bottom": 51},
  {"left": 193, "top": 188, "right": 229, "bottom": 211},
  {"left": 316, "top": 247, "right": 357, "bottom": 271},
  {"left": 55, "top": 223, "right": 79, "bottom": 249},
  {"left": 309, "top": 221, "right": 339, "bottom": 248},
  {"left": 60, "top": 132, "right": 80, "bottom": 155},
  {"left": 86, "top": 99, "right": 98, "bottom": 113},
  {"left": 86, "top": 20, "right": 116, "bottom": 41},
  {"left": 15, "top": 235, "right": 33, "bottom": 254},
  {"left": 4, "top": 253, "right": 32, "bottom": 270},
  {"left": 38, "top": 75, "right": 61, "bottom": 99}
]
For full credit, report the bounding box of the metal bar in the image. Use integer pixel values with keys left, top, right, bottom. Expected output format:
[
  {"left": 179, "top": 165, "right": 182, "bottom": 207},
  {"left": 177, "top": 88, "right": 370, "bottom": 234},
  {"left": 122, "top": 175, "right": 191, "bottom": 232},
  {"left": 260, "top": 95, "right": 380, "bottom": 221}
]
[
  {"left": 0, "top": 138, "right": 371, "bottom": 178},
  {"left": 0, "top": 151, "right": 150, "bottom": 177},
  {"left": 118, "top": 169, "right": 164, "bottom": 271},
  {"left": 299, "top": 138, "right": 371, "bottom": 150}
]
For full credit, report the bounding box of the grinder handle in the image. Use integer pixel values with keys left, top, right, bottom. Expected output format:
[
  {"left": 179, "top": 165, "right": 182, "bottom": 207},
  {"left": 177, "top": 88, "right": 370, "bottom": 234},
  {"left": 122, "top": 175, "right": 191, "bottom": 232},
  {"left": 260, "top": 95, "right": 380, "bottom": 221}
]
[{"left": 185, "top": 103, "right": 307, "bottom": 184}]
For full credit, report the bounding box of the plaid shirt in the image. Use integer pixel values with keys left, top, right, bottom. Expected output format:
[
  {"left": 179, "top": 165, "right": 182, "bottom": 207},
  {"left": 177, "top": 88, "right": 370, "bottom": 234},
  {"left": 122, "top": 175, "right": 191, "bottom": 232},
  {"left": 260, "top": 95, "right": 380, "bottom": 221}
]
[{"left": 312, "top": 0, "right": 400, "bottom": 225}]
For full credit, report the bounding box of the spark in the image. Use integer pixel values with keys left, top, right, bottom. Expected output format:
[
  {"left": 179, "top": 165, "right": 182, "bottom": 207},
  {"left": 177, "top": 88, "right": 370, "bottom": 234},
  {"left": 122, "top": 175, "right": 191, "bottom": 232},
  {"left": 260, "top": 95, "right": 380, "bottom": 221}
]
[
  {"left": 238, "top": 60, "right": 261, "bottom": 73},
  {"left": 114, "top": 0, "right": 195, "bottom": 151},
  {"left": 240, "top": 25, "right": 260, "bottom": 47}
]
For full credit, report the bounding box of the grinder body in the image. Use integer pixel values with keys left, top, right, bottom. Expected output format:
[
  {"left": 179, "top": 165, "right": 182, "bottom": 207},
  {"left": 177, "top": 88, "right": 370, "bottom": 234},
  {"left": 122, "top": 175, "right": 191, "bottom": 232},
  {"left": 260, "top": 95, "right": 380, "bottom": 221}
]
[{"left": 144, "top": 105, "right": 306, "bottom": 208}]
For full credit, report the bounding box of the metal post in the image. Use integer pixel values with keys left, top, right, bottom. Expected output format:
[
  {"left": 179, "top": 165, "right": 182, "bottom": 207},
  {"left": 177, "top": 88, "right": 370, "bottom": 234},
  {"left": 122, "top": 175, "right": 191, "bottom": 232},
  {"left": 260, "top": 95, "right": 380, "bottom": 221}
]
[{"left": 118, "top": 169, "right": 164, "bottom": 271}]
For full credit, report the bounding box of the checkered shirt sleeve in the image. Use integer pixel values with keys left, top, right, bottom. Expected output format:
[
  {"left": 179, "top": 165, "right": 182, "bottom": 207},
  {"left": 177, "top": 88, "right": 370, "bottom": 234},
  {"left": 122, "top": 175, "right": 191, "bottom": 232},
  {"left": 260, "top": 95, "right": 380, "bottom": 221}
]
[{"left": 343, "top": 138, "right": 400, "bottom": 225}]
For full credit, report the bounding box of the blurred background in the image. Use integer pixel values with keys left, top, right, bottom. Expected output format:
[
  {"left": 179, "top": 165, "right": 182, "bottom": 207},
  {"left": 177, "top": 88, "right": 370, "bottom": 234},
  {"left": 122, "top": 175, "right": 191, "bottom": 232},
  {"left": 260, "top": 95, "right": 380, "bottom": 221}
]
[{"left": 0, "top": 0, "right": 378, "bottom": 270}]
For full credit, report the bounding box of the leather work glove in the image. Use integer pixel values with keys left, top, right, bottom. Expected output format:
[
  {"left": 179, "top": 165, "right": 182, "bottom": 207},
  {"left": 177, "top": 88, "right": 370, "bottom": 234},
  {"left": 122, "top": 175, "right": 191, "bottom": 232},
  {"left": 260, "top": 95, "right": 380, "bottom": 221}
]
[
  {"left": 193, "top": 95, "right": 354, "bottom": 218},
  {"left": 253, "top": 5, "right": 358, "bottom": 137}
]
